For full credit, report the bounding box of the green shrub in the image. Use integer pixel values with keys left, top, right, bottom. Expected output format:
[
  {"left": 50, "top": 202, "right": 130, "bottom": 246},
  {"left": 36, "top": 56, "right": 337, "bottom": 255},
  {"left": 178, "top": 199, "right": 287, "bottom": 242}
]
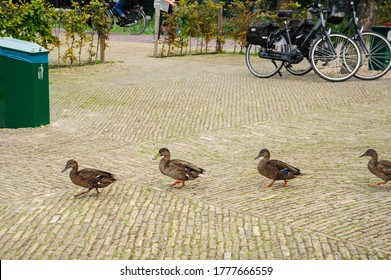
[
  {"left": 0, "top": 0, "right": 59, "bottom": 48},
  {"left": 225, "top": 0, "right": 257, "bottom": 53},
  {"left": 377, "top": 0, "right": 391, "bottom": 25},
  {"left": 160, "top": 0, "right": 224, "bottom": 56},
  {"left": 0, "top": 0, "right": 110, "bottom": 67}
]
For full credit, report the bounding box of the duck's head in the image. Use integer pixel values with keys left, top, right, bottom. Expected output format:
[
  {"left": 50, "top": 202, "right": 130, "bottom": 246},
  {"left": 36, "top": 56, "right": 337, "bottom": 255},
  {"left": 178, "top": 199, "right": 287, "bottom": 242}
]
[
  {"left": 62, "top": 159, "right": 78, "bottom": 172},
  {"left": 153, "top": 148, "right": 170, "bottom": 160},
  {"left": 254, "top": 148, "right": 270, "bottom": 160},
  {"left": 360, "top": 149, "right": 378, "bottom": 159}
]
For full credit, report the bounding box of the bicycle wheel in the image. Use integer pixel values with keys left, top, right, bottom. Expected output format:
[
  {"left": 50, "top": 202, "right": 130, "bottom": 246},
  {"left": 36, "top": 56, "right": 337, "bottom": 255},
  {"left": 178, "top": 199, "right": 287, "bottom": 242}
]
[
  {"left": 354, "top": 31, "right": 391, "bottom": 80},
  {"left": 91, "top": 9, "right": 114, "bottom": 31},
  {"left": 284, "top": 34, "right": 315, "bottom": 76},
  {"left": 285, "top": 57, "right": 312, "bottom": 75},
  {"left": 309, "top": 33, "right": 361, "bottom": 82},
  {"left": 123, "top": 9, "right": 146, "bottom": 35},
  {"left": 104, "top": 9, "right": 114, "bottom": 30},
  {"left": 245, "top": 37, "right": 286, "bottom": 78}
]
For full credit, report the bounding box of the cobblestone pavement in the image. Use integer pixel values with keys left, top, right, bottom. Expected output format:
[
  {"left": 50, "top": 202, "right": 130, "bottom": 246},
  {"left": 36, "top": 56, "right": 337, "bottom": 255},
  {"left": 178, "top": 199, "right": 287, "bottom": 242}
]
[{"left": 1, "top": 35, "right": 391, "bottom": 260}]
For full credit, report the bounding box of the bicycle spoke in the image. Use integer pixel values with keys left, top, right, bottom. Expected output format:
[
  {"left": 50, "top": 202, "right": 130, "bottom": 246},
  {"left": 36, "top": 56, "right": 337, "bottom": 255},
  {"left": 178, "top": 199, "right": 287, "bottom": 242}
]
[
  {"left": 310, "top": 34, "right": 361, "bottom": 82},
  {"left": 354, "top": 32, "right": 391, "bottom": 80},
  {"left": 124, "top": 9, "right": 146, "bottom": 35},
  {"left": 245, "top": 42, "right": 286, "bottom": 78}
]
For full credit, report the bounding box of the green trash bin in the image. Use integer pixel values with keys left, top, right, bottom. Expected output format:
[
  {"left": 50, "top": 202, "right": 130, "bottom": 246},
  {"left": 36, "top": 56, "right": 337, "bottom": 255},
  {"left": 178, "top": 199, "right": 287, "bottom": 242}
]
[
  {"left": 0, "top": 37, "right": 49, "bottom": 128},
  {"left": 370, "top": 26, "right": 391, "bottom": 70}
]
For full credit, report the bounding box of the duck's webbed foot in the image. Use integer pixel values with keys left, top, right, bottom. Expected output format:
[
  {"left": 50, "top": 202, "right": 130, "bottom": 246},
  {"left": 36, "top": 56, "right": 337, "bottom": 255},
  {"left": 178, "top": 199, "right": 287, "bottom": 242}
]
[
  {"left": 170, "top": 180, "right": 185, "bottom": 189},
  {"left": 92, "top": 188, "right": 101, "bottom": 196},
  {"left": 260, "top": 180, "right": 275, "bottom": 189},
  {"left": 74, "top": 188, "right": 91, "bottom": 197},
  {"left": 371, "top": 181, "right": 387, "bottom": 187}
]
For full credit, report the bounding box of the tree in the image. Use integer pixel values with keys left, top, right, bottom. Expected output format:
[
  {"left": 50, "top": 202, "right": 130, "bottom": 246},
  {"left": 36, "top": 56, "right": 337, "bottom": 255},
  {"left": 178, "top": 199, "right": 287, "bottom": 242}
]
[
  {"left": 280, "top": 0, "right": 387, "bottom": 28},
  {"left": 357, "top": 0, "right": 385, "bottom": 29}
]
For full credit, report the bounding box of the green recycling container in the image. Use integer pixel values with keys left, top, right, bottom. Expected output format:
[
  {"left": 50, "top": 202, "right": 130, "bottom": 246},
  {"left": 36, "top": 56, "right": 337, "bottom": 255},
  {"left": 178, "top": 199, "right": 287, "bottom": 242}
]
[
  {"left": 0, "top": 37, "right": 49, "bottom": 128},
  {"left": 370, "top": 26, "right": 391, "bottom": 70}
]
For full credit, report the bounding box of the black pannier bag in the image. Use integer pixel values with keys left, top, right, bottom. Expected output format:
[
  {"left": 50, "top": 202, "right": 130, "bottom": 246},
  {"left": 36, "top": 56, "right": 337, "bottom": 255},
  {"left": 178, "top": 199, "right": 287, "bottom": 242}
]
[
  {"left": 327, "top": 0, "right": 348, "bottom": 24},
  {"left": 246, "top": 21, "right": 279, "bottom": 47},
  {"left": 289, "top": 19, "right": 314, "bottom": 45}
]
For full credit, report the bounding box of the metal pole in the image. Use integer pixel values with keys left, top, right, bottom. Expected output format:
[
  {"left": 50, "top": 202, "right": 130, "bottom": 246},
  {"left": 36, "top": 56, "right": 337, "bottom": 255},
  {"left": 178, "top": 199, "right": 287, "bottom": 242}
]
[{"left": 153, "top": 3, "right": 161, "bottom": 57}]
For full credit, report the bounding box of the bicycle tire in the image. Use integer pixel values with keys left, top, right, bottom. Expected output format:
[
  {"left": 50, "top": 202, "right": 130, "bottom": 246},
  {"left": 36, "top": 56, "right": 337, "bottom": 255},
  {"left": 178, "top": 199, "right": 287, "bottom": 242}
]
[
  {"left": 284, "top": 30, "right": 317, "bottom": 76},
  {"left": 309, "top": 33, "right": 362, "bottom": 82},
  {"left": 245, "top": 38, "right": 286, "bottom": 78},
  {"left": 104, "top": 9, "right": 114, "bottom": 31},
  {"left": 354, "top": 31, "right": 391, "bottom": 80},
  {"left": 284, "top": 57, "right": 312, "bottom": 75},
  {"left": 123, "top": 9, "right": 146, "bottom": 35},
  {"left": 90, "top": 8, "right": 114, "bottom": 31}
]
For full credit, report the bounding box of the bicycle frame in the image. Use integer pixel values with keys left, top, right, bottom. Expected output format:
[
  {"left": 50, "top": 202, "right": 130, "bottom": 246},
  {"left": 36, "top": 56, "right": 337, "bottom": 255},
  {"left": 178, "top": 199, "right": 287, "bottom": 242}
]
[
  {"left": 262, "top": 1, "right": 337, "bottom": 64},
  {"left": 339, "top": 1, "right": 370, "bottom": 54},
  {"left": 301, "top": 1, "right": 346, "bottom": 57}
]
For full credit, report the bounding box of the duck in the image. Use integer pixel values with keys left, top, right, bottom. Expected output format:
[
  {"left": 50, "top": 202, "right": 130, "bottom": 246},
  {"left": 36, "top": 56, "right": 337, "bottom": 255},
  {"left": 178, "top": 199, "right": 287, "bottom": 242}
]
[
  {"left": 360, "top": 149, "right": 391, "bottom": 186},
  {"left": 254, "top": 148, "right": 302, "bottom": 189},
  {"left": 62, "top": 159, "right": 116, "bottom": 197},
  {"left": 153, "top": 148, "right": 205, "bottom": 189}
]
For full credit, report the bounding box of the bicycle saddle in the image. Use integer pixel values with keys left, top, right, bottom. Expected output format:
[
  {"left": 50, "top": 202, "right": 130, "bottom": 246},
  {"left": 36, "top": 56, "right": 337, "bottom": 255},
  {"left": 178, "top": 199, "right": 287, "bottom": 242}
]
[
  {"left": 308, "top": 7, "right": 331, "bottom": 15},
  {"left": 277, "top": 10, "right": 293, "bottom": 18}
]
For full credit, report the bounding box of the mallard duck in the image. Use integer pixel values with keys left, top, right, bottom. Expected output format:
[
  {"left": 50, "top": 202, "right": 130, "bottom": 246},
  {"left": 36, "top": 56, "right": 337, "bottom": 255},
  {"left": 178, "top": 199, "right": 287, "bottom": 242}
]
[
  {"left": 153, "top": 148, "right": 205, "bottom": 189},
  {"left": 62, "top": 159, "right": 116, "bottom": 197},
  {"left": 360, "top": 149, "right": 391, "bottom": 186},
  {"left": 254, "top": 148, "right": 302, "bottom": 189}
]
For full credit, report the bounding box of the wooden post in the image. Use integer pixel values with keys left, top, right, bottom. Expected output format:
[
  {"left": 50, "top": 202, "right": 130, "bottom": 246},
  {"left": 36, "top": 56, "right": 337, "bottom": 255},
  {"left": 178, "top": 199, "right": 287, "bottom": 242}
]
[{"left": 153, "top": 2, "right": 161, "bottom": 57}]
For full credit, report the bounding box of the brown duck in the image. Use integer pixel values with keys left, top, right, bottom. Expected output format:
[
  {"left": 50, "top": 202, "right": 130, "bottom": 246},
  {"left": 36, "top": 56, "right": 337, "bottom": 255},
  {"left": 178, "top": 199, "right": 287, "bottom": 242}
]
[
  {"left": 255, "top": 149, "right": 302, "bottom": 189},
  {"left": 153, "top": 148, "right": 205, "bottom": 189},
  {"left": 62, "top": 159, "right": 116, "bottom": 197},
  {"left": 360, "top": 149, "right": 391, "bottom": 186}
]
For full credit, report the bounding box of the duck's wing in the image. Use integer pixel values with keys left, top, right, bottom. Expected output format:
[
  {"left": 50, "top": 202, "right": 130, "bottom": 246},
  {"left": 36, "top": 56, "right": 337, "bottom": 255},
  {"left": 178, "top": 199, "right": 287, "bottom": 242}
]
[
  {"left": 78, "top": 168, "right": 116, "bottom": 185},
  {"left": 169, "top": 159, "right": 204, "bottom": 175},
  {"left": 378, "top": 160, "right": 391, "bottom": 175},
  {"left": 269, "top": 160, "right": 300, "bottom": 175}
]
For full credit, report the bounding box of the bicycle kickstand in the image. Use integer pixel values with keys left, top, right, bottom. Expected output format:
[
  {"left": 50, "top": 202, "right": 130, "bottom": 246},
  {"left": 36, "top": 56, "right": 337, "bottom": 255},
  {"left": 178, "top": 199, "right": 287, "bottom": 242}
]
[{"left": 272, "top": 60, "right": 283, "bottom": 77}]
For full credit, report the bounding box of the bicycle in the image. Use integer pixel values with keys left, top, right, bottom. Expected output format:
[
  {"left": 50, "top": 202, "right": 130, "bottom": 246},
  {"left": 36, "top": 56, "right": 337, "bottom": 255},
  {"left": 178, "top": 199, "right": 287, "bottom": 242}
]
[
  {"left": 284, "top": 1, "right": 347, "bottom": 76},
  {"left": 339, "top": 0, "right": 391, "bottom": 80},
  {"left": 104, "top": 1, "right": 147, "bottom": 35},
  {"left": 245, "top": 0, "right": 362, "bottom": 82}
]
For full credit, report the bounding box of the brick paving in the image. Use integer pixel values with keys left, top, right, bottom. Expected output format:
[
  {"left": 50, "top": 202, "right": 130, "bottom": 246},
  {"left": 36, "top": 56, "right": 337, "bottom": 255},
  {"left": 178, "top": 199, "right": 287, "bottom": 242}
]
[{"left": 0, "top": 35, "right": 390, "bottom": 260}]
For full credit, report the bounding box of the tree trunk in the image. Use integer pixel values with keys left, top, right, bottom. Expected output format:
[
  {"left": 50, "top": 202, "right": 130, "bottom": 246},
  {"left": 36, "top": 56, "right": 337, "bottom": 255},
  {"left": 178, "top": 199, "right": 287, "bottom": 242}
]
[
  {"left": 99, "top": 35, "right": 105, "bottom": 64},
  {"left": 357, "top": 0, "right": 380, "bottom": 30}
]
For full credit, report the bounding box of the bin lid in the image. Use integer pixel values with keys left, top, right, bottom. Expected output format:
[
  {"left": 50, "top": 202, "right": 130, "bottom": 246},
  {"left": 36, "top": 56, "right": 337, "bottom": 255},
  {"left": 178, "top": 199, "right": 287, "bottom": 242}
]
[
  {"left": 0, "top": 37, "right": 48, "bottom": 54},
  {"left": 0, "top": 37, "right": 48, "bottom": 63}
]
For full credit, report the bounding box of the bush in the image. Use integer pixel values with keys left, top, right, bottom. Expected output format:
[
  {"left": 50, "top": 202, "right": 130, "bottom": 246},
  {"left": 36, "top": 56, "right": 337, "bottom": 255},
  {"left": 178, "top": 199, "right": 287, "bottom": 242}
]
[
  {"left": 0, "top": 0, "right": 110, "bottom": 67},
  {"left": 224, "top": 0, "right": 257, "bottom": 53},
  {"left": 0, "top": 0, "right": 59, "bottom": 48},
  {"left": 159, "top": 0, "right": 224, "bottom": 56},
  {"left": 377, "top": 0, "right": 391, "bottom": 25},
  {"left": 158, "top": 0, "right": 306, "bottom": 56}
]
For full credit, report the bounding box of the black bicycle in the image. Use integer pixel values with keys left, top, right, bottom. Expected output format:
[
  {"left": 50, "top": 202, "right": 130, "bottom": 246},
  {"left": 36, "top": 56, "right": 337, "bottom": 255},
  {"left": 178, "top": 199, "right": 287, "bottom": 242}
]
[
  {"left": 245, "top": 0, "right": 362, "bottom": 82},
  {"left": 104, "top": 1, "right": 147, "bottom": 35},
  {"left": 339, "top": 0, "right": 391, "bottom": 80}
]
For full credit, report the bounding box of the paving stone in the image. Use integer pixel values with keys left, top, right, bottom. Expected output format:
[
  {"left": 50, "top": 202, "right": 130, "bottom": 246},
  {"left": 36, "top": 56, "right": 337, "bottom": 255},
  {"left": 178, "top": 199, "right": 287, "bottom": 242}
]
[{"left": 0, "top": 35, "right": 390, "bottom": 260}]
